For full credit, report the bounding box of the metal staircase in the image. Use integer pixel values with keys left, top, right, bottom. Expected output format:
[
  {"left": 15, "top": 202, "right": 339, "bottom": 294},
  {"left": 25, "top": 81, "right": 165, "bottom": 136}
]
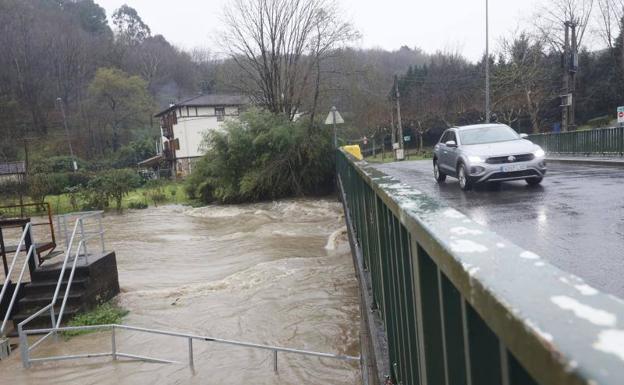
[{"left": 0, "top": 211, "right": 106, "bottom": 360}]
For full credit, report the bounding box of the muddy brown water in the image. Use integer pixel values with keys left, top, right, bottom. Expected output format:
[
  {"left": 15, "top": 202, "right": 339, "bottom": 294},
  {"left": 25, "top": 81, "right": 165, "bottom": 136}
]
[{"left": 1, "top": 199, "right": 361, "bottom": 384}]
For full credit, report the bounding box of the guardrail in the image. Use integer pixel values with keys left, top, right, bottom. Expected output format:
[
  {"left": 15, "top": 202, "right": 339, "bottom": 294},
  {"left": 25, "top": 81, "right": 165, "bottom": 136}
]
[
  {"left": 337, "top": 149, "right": 624, "bottom": 385},
  {"left": 19, "top": 323, "right": 359, "bottom": 370},
  {"left": 528, "top": 126, "right": 624, "bottom": 155}
]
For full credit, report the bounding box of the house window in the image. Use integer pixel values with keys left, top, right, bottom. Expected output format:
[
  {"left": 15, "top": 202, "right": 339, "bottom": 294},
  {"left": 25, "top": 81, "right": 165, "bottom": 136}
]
[
  {"left": 215, "top": 107, "right": 225, "bottom": 122},
  {"left": 186, "top": 106, "right": 191, "bottom": 117}
]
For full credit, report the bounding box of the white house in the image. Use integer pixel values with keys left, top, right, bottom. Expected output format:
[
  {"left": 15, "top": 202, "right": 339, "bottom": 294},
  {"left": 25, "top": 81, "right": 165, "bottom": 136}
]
[{"left": 155, "top": 94, "right": 249, "bottom": 176}]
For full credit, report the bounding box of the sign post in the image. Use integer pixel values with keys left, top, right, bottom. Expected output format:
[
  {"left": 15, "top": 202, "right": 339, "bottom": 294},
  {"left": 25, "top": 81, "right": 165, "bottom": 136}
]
[
  {"left": 325, "top": 106, "right": 344, "bottom": 148},
  {"left": 617, "top": 107, "right": 624, "bottom": 126}
]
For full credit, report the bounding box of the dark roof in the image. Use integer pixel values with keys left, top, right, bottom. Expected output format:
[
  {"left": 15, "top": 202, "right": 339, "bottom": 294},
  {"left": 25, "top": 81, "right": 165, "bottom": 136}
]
[
  {"left": 0, "top": 161, "right": 25, "bottom": 175},
  {"left": 138, "top": 154, "right": 163, "bottom": 167},
  {"left": 155, "top": 94, "right": 250, "bottom": 117}
]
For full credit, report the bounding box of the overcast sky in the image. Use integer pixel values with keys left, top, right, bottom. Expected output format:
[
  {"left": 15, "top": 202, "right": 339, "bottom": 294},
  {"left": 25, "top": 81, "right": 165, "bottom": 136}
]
[{"left": 96, "top": 0, "right": 543, "bottom": 62}]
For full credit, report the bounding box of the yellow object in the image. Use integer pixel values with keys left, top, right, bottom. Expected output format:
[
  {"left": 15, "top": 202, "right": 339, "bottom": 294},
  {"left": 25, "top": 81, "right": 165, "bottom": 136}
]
[{"left": 342, "top": 145, "right": 363, "bottom": 160}]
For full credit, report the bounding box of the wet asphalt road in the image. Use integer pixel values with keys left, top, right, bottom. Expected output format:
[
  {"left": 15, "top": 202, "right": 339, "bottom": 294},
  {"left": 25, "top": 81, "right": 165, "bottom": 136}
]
[{"left": 372, "top": 160, "right": 624, "bottom": 298}]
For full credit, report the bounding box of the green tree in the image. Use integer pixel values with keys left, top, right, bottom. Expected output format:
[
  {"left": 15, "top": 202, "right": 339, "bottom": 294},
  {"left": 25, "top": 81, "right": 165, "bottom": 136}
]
[
  {"left": 82, "top": 168, "right": 140, "bottom": 211},
  {"left": 88, "top": 68, "right": 154, "bottom": 151},
  {"left": 186, "top": 109, "right": 335, "bottom": 204},
  {"left": 63, "top": 0, "right": 111, "bottom": 36},
  {"left": 112, "top": 4, "right": 151, "bottom": 45}
]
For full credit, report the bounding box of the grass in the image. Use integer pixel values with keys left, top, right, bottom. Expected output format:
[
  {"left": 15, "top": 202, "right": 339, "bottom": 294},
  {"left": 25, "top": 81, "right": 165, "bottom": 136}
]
[
  {"left": 63, "top": 302, "right": 128, "bottom": 338},
  {"left": 1, "top": 181, "right": 192, "bottom": 215},
  {"left": 365, "top": 148, "right": 433, "bottom": 163}
]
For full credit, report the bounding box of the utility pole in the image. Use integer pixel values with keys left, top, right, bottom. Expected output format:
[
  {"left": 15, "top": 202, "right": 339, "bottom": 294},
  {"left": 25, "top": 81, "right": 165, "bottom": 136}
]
[
  {"left": 331, "top": 106, "right": 338, "bottom": 148},
  {"left": 485, "top": 0, "right": 491, "bottom": 123},
  {"left": 569, "top": 21, "right": 578, "bottom": 130},
  {"left": 390, "top": 105, "right": 396, "bottom": 147},
  {"left": 561, "top": 21, "right": 571, "bottom": 132},
  {"left": 394, "top": 75, "right": 404, "bottom": 160},
  {"left": 56, "top": 97, "right": 78, "bottom": 171}
]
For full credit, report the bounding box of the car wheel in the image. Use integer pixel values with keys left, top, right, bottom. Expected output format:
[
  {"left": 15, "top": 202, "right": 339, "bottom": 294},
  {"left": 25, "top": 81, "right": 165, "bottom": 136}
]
[
  {"left": 526, "top": 177, "right": 543, "bottom": 186},
  {"left": 433, "top": 160, "right": 446, "bottom": 182},
  {"left": 458, "top": 163, "right": 472, "bottom": 191}
]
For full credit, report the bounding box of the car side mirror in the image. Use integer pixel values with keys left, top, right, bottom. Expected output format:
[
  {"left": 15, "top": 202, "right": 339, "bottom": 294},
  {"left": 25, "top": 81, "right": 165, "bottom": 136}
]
[
  {"left": 519, "top": 133, "right": 528, "bottom": 138},
  {"left": 445, "top": 140, "right": 457, "bottom": 148}
]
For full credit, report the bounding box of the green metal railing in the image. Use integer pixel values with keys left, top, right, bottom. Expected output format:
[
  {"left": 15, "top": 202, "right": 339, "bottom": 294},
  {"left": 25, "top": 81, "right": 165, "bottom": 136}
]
[
  {"left": 337, "top": 149, "right": 624, "bottom": 385},
  {"left": 528, "top": 126, "right": 624, "bottom": 155}
]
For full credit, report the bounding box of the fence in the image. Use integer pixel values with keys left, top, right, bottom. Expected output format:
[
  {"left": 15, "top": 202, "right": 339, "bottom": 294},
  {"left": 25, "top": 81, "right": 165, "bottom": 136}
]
[
  {"left": 337, "top": 149, "right": 624, "bottom": 385},
  {"left": 528, "top": 126, "right": 624, "bottom": 155},
  {"left": 19, "top": 324, "right": 359, "bottom": 371}
]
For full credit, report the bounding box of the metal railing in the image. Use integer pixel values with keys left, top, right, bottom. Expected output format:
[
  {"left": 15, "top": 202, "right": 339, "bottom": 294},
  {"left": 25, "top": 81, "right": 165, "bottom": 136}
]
[
  {"left": 56, "top": 211, "right": 105, "bottom": 257},
  {"left": 17, "top": 211, "right": 106, "bottom": 357},
  {"left": 19, "top": 323, "right": 360, "bottom": 370},
  {"left": 528, "top": 126, "right": 624, "bottom": 155},
  {"left": 0, "top": 223, "right": 35, "bottom": 337},
  {"left": 337, "top": 149, "right": 624, "bottom": 385}
]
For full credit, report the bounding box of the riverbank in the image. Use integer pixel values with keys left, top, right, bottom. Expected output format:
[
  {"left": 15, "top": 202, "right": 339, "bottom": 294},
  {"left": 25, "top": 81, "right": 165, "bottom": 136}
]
[{"left": 0, "top": 181, "right": 192, "bottom": 215}]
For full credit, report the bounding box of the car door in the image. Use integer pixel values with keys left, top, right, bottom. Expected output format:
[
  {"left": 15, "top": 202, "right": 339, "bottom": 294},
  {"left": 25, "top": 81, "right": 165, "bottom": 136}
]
[
  {"left": 445, "top": 130, "right": 460, "bottom": 174},
  {"left": 437, "top": 130, "right": 454, "bottom": 173}
]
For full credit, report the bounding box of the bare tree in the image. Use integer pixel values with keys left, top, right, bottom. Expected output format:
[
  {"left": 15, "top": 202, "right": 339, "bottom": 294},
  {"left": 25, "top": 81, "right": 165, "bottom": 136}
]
[
  {"left": 534, "top": 0, "right": 595, "bottom": 51},
  {"left": 221, "top": 0, "right": 357, "bottom": 121},
  {"left": 493, "top": 33, "right": 556, "bottom": 133},
  {"left": 595, "top": 0, "right": 624, "bottom": 49}
]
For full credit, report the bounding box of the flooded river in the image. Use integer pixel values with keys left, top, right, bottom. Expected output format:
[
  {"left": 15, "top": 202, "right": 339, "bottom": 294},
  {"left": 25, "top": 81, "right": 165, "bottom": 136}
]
[{"left": 2, "top": 199, "right": 361, "bottom": 384}]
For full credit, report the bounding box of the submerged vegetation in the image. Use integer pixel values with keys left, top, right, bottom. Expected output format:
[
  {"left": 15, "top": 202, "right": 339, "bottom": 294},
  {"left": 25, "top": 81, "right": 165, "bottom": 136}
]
[
  {"left": 186, "top": 109, "right": 335, "bottom": 204},
  {"left": 63, "top": 302, "right": 128, "bottom": 338}
]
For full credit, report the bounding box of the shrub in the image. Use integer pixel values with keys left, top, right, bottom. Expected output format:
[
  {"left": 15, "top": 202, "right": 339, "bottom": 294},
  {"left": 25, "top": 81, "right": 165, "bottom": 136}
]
[
  {"left": 80, "top": 178, "right": 109, "bottom": 210},
  {"left": 81, "top": 169, "right": 141, "bottom": 211},
  {"left": 113, "top": 138, "right": 157, "bottom": 168},
  {"left": 64, "top": 302, "right": 128, "bottom": 338},
  {"left": 64, "top": 186, "right": 81, "bottom": 211},
  {"left": 128, "top": 201, "right": 148, "bottom": 209},
  {"left": 30, "top": 156, "right": 89, "bottom": 173},
  {"left": 28, "top": 173, "right": 54, "bottom": 203},
  {"left": 143, "top": 179, "right": 168, "bottom": 206},
  {"left": 103, "top": 169, "right": 141, "bottom": 210},
  {"left": 186, "top": 108, "right": 335, "bottom": 204}
]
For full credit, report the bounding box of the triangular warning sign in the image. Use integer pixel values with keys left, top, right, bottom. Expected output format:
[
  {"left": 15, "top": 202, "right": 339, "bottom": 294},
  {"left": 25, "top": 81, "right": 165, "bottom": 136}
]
[{"left": 325, "top": 109, "right": 344, "bottom": 125}]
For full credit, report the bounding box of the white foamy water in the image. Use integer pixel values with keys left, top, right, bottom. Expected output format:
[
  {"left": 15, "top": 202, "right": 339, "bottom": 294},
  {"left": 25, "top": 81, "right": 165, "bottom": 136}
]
[{"left": 1, "top": 198, "right": 361, "bottom": 384}]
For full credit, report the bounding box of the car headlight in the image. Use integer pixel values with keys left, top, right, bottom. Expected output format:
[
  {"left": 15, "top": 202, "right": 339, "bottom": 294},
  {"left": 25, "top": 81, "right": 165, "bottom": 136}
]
[
  {"left": 467, "top": 155, "right": 484, "bottom": 163},
  {"left": 533, "top": 148, "right": 545, "bottom": 158}
]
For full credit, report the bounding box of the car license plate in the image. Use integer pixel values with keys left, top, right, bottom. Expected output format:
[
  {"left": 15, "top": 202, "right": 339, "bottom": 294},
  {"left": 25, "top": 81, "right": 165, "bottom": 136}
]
[{"left": 501, "top": 164, "right": 527, "bottom": 172}]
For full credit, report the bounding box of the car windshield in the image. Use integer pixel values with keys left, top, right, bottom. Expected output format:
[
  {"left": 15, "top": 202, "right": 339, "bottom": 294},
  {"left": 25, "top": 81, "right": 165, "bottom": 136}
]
[{"left": 459, "top": 126, "right": 520, "bottom": 145}]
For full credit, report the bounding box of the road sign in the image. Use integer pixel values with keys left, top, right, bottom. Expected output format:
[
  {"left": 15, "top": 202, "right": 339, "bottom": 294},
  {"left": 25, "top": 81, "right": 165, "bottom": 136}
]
[
  {"left": 618, "top": 107, "right": 624, "bottom": 123},
  {"left": 404, "top": 136, "right": 411, "bottom": 142},
  {"left": 325, "top": 108, "right": 344, "bottom": 125}
]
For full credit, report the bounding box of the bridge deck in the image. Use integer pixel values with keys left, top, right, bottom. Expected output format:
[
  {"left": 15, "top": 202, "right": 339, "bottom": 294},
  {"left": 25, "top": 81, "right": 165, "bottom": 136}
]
[{"left": 371, "top": 160, "right": 624, "bottom": 298}]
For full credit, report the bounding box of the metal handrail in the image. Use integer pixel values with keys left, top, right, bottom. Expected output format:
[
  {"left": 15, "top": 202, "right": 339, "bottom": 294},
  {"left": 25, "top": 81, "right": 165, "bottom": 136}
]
[
  {"left": 18, "top": 211, "right": 106, "bottom": 354},
  {"left": 56, "top": 211, "right": 104, "bottom": 251},
  {"left": 0, "top": 245, "right": 36, "bottom": 337},
  {"left": 20, "top": 323, "right": 360, "bottom": 371},
  {"left": 0, "top": 223, "right": 32, "bottom": 315},
  {"left": 55, "top": 238, "right": 91, "bottom": 328}
]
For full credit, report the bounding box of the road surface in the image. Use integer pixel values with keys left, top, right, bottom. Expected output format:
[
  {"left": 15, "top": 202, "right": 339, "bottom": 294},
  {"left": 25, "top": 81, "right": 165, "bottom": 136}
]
[{"left": 372, "top": 160, "right": 624, "bottom": 298}]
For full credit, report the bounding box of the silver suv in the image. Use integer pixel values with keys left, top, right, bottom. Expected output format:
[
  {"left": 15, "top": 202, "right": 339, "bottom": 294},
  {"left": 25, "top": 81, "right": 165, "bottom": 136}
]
[{"left": 433, "top": 124, "right": 547, "bottom": 191}]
